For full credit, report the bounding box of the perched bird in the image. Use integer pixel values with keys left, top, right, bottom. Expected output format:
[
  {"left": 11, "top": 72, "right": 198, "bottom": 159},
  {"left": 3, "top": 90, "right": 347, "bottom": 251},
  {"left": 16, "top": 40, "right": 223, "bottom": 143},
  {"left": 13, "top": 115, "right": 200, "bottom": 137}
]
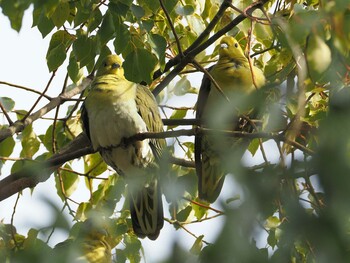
[
  {"left": 81, "top": 55, "right": 165, "bottom": 240},
  {"left": 195, "top": 36, "right": 265, "bottom": 203}
]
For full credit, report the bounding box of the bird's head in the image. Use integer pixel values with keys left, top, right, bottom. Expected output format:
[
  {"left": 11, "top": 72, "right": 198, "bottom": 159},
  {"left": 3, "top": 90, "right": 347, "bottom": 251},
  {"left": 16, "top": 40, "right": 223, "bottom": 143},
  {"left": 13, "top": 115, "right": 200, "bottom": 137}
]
[
  {"left": 218, "top": 36, "right": 247, "bottom": 62},
  {"left": 96, "top": 55, "right": 124, "bottom": 77}
]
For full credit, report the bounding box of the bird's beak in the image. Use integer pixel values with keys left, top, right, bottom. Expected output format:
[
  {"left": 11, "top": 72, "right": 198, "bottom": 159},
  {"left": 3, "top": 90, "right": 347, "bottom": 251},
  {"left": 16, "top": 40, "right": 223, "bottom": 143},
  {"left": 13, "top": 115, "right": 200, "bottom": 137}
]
[
  {"left": 220, "top": 42, "right": 229, "bottom": 49},
  {"left": 112, "top": 63, "right": 120, "bottom": 69}
]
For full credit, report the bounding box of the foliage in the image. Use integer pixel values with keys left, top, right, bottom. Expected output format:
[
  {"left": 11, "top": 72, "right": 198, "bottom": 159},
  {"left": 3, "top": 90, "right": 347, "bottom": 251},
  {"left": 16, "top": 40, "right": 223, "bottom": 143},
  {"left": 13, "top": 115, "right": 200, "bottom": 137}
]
[{"left": 1, "top": 0, "right": 350, "bottom": 262}]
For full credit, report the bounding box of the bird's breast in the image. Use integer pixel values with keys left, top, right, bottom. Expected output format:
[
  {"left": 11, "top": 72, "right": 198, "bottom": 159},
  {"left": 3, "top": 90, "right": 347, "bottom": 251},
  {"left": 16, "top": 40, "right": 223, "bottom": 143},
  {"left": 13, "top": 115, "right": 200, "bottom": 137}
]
[{"left": 85, "top": 90, "right": 153, "bottom": 176}]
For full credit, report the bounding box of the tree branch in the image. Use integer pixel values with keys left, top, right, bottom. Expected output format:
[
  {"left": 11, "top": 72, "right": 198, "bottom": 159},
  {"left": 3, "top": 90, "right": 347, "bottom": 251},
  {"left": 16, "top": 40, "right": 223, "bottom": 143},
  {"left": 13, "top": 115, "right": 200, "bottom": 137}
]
[
  {"left": 0, "top": 78, "right": 91, "bottom": 143},
  {"left": 0, "top": 123, "right": 313, "bottom": 202},
  {"left": 0, "top": 81, "right": 52, "bottom": 100}
]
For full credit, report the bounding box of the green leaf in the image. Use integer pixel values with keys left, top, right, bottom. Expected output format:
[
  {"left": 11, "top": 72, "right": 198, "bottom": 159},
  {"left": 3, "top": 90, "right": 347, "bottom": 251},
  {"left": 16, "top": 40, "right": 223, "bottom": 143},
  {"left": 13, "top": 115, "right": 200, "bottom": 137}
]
[
  {"left": 98, "top": 11, "right": 115, "bottom": 46},
  {"left": 247, "top": 138, "right": 260, "bottom": 156},
  {"left": 84, "top": 153, "right": 108, "bottom": 177},
  {"left": 20, "top": 124, "right": 40, "bottom": 158},
  {"left": 0, "top": 136, "right": 15, "bottom": 158},
  {"left": 141, "top": 19, "right": 154, "bottom": 32},
  {"left": 113, "top": 16, "right": 130, "bottom": 54},
  {"left": 265, "top": 216, "right": 280, "bottom": 230},
  {"left": 73, "top": 1, "right": 92, "bottom": 27},
  {"left": 55, "top": 164, "right": 79, "bottom": 200},
  {"left": 192, "top": 199, "right": 208, "bottom": 220},
  {"left": 109, "top": 1, "right": 129, "bottom": 17},
  {"left": 87, "top": 8, "right": 103, "bottom": 33},
  {"left": 190, "top": 235, "right": 204, "bottom": 255},
  {"left": 177, "top": 169, "right": 197, "bottom": 197},
  {"left": 50, "top": 0, "right": 70, "bottom": 28},
  {"left": 306, "top": 34, "right": 332, "bottom": 83},
  {"left": 176, "top": 205, "right": 192, "bottom": 222},
  {"left": 67, "top": 54, "right": 82, "bottom": 83},
  {"left": 32, "top": 7, "right": 55, "bottom": 38},
  {"left": 65, "top": 115, "right": 83, "bottom": 137},
  {"left": 0, "top": 97, "right": 15, "bottom": 111},
  {"left": 46, "top": 30, "right": 74, "bottom": 71},
  {"left": 163, "top": 0, "right": 179, "bottom": 13},
  {"left": 187, "top": 13, "right": 205, "bottom": 36},
  {"left": 40, "top": 122, "right": 70, "bottom": 152},
  {"left": 140, "top": 0, "right": 160, "bottom": 12},
  {"left": 175, "top": 4, "right": 195, "bottom": 16},
  {"left": 131, "top": 4, "right": 144, "bottom": 19},
  {"left": 148, "top": 34, "right": 167, "bottom": 69},
  {"left": 72, "top": 34, "right": 97, "bottom": 68},
  {"left": 124, "top": 235, "right": 141, "bottom": 262},
  {"left": 167, "top": 109, "right": 188, "bottom": 130},
  {"left": 174, "top": 77, "right": 194, "bottom": 96},
  {"left": 11, "top": 159, "right": 26, "bottom": 173},
  {"left": 123, "top": 48, "right": 157, "bottom": 84},
  {"left": 267, "top": 229, "right": 277, "bottom": 248},
  {"left": 0, "top": 0, "right": 31, "bottom": 32},
  {"left": 76, "top": 202, "right": 92, "bottom": 221}
]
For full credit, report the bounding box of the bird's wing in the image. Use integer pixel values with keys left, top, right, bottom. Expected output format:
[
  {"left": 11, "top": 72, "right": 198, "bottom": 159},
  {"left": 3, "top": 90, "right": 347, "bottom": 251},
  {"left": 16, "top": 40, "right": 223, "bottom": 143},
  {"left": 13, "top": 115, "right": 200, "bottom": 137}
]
[
  {"left": 195, "top": 66, "right": 214, "bottom": 201},
  {"left": 135, "top": 85, "right": 165, "bottom": 160},
  {"left": 132, "top": 84, "right": 165, "bottom": 240},
  {"left": 80, "top": 102, "right": 91, "bottom": 140}
]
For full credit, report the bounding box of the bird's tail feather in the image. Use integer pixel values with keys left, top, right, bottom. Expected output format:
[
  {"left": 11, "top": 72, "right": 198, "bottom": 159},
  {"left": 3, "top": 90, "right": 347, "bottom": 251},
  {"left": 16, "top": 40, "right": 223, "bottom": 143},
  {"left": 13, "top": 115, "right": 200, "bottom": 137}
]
[
  {"left": 129, "top": 179, "right": 164, "bottom": 240},
  {"left": 199, "top": 150, "right": 226, "bottom": 203}
]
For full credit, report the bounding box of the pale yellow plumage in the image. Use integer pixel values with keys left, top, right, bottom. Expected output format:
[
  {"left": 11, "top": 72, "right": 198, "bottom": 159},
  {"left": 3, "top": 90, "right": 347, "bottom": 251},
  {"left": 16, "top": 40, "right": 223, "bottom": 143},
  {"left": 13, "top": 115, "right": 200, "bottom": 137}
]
[
  {"left": 196, "top": 36, "right": 265, "bottom": 203},
  {"left": 81, "top": 55, "right": 165, "bottom": 240}
]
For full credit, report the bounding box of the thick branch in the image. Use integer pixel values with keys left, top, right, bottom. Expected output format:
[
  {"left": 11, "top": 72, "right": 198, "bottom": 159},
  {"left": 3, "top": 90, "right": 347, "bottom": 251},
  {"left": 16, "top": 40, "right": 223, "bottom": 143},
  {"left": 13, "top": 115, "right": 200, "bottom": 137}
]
[{"left": 0, "top": 133, "right": 93, "bottom": 201}]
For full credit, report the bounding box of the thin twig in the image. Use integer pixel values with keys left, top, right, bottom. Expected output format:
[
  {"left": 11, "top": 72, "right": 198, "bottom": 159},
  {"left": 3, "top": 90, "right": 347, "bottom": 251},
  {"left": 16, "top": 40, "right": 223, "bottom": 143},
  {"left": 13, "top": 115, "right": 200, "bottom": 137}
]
[
  {"left": 275, "top": 18, "right": 308, "bottom": 149},
  {"left": 0, "top": 78, "right": 91, "bottom": 143},
  {"left": 159, "top": 0, "right": 183, "bottom": 56},
  {"left": 22, "top": 71, "right": 57, "bottom": 120},
  {"left": 192, "top": 59, "right": 230, "bottom": 102},
  {"left": 0, "top": 81, "right": 52, "bottom": 100},
  {"left": 183, "top": 197, "right": 225, "bottom": 215},
  {"left": 10, "top": 193, "right": 21, "bottom": 248},
  {"left": 152, "top": 0, "right": 232, "bottom": 81},
  {"left": 164, "top": 218, "right": 210, "bottom": 245},
  {"left": 0, "top": 102, "right": 14, "bottom": 125}
]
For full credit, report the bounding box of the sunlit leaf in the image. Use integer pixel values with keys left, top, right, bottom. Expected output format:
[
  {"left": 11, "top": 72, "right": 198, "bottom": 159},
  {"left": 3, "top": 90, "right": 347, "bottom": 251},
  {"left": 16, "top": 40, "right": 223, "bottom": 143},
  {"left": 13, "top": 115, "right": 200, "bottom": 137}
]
[
  {"left": 265, "top": 216, "right": 280, "bottom": 230},
  {"left": 0, "top": 97, "right": 15, "bottom": 112},
  {"left": 55, "top": 164, "right": 79, "bottom": 199},
  {"left": 176, "top": 205, "right": 192, "bottom": 222},
  {"left": 46, "top": 30, "right": 74, "bottom": 71},
  {"left": 0, "top": 0, "right": 31, "bottom": 31},
  {"left": 190, "top": 235, "right": 204, "bottom": 255},
  {"left": 84, "top": 153, "right": 108, "bottom": 177},
  {"left": 20, "top": 124, "right": 40, "bottom": 158},
  {"left": 50, "top": 0, "right": 70, "bottom": 28},
  {"left": 0, "top": 136, "right": 15, "bottom": 158}
]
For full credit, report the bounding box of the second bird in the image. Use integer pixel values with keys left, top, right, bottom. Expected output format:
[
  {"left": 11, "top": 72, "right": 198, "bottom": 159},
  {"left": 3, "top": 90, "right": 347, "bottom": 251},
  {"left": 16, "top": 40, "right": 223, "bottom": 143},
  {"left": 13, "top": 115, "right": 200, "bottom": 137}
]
[{"left": 195, "top": 36, "right": 266, "bottom": 203}]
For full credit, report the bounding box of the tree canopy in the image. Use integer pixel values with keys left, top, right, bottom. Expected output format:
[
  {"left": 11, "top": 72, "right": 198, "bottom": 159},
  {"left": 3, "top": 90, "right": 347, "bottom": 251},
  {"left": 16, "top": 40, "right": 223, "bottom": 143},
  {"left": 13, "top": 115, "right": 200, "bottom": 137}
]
[{"left": 1, "top": 0, "right": 350, "bottom": 262}]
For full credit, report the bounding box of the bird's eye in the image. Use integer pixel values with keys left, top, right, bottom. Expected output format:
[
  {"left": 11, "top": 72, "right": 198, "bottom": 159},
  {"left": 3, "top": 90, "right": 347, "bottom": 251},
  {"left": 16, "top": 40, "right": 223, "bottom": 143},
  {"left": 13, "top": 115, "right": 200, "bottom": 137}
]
[
  {"left": 234, "top": 43, "right": 239, "bottom": 48},
  {"left": 111, "top": 63, "right": 120, "bottom": 69}
]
